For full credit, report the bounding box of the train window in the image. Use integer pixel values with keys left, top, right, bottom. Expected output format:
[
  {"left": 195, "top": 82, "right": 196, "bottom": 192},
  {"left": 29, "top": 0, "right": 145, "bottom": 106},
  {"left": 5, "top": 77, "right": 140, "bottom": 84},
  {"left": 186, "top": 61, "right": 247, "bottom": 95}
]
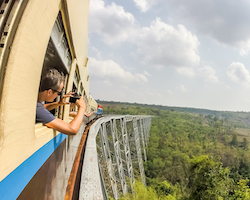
[
  {"left": 69, "top": 65, "right": 84, "bottom": 113},
  {"left": 73, "top": 66, "right": 80, "bottom": 87},
  {"left": 79, "top": 83, "right": 89, "bottom": 111},
  {"left": 38, "top": 11, "right": 73, "bottom": 121},
  {"left": 52, "top": 11, "right": 72, "bottom": 73},
  {"left": 44, "top": 12, "right": 72, "bottom": 75},
  {"left": 72, "top": 83, "right": 77, "bottom": 94},
  {"left": 80, "top": 84, "right": 84, "bottom": 95},
  {"left": 70, "top": 83, "right": 77, "bottom": 112}
]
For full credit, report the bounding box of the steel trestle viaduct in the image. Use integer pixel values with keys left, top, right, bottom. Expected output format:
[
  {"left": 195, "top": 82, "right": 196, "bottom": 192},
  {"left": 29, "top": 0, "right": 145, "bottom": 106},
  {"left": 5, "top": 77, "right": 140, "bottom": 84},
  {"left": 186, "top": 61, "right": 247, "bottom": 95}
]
[{"left": 79, "top": 115, "right": 152, "bottom": 200}]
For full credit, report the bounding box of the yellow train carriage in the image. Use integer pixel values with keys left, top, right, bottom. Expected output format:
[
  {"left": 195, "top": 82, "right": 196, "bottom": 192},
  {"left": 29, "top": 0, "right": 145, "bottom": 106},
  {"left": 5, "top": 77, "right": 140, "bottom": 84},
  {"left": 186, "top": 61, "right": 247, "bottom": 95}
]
[{"left": 0, "top": 0, "right": 97, "bottom": 199}]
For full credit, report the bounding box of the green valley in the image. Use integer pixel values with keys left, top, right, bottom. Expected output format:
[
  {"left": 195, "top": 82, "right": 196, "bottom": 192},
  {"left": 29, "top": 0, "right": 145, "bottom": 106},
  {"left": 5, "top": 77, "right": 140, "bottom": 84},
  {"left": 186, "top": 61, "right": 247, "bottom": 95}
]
[{"left": 99, "top": 101, "right": 250, "bottom": 200}]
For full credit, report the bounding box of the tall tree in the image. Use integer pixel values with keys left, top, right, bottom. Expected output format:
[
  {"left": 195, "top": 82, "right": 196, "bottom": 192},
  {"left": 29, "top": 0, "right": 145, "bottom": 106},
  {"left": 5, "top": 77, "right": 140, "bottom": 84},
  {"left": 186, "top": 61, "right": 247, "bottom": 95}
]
[
  {"left": 231, "top": 179, "right": 250, "bottom": 200},
  {"left": 188, "top": 156, "right": 233, "bottom": 200},
  {"left": 230, "top": 134, "right": 239, "bottom": 147},
  {"left": 242, "top": 137, "right": 249, "bottom": 150}
]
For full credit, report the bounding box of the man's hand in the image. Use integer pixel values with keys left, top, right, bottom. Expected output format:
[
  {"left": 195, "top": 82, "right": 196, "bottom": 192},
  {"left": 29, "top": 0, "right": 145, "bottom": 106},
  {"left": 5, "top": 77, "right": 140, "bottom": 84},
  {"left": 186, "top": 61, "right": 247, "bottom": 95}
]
[
  {"left": 76, "top": 96, "right": 86, "bottom": 109},
  {"left": 59, "top": 91, "right": 74, "bottom": 105}
]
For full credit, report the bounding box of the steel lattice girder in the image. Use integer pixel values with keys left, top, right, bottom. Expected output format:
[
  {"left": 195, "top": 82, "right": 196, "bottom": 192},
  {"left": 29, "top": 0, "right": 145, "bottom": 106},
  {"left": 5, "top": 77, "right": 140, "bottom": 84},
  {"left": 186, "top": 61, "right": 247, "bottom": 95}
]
[{"left": 80, "top": 115, "right": 152, "bottom": 200}]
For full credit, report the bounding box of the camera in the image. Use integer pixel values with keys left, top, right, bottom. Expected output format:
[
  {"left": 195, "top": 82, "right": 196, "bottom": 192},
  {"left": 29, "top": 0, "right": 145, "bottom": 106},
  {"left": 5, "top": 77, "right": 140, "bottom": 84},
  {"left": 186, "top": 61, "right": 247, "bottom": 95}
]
[{"left": 69, "top": 93, "right": 81, "bottom": 103}]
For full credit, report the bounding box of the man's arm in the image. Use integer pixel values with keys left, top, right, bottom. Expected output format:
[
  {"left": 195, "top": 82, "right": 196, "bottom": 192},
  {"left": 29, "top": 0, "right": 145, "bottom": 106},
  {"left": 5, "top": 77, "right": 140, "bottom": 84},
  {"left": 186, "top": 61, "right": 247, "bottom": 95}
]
[
  {"left": 46, "top": 97, "right": 86, "bottom": 135},
  {"left": 44, "top": 91, "right": 74, "bottom": 111},
  {"left": 85, "top": 111, "right": 94, "bottom": 117},
  {"left": 69, "top": 111, "right": 78, "bottom": 118},
  {"left": 44, "top": 101, "right": 63, "bottom": 111}
]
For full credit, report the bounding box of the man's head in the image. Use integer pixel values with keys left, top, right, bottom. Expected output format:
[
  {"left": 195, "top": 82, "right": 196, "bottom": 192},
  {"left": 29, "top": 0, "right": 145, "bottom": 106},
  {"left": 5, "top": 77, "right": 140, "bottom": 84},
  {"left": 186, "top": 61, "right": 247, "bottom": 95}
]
[
  {"left": 39, "top": 68, "right": 65, "bottom": 92},
  {"left": 39, "top": 68, "right": 65, "bottom": 102}
]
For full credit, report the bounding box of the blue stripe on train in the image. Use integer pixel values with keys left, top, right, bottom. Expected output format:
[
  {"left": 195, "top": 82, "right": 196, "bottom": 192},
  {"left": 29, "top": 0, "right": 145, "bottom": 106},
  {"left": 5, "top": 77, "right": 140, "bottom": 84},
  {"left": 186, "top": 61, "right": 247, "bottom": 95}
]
[{"left": 0, "top": 133, "right": 67, "bottom": 200}]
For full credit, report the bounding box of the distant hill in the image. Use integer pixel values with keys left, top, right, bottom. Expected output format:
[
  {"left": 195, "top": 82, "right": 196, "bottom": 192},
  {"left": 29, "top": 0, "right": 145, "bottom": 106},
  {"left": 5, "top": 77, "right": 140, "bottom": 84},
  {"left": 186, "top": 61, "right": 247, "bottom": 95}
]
[{"left": 97, "top": 100, "right": 250, "bottom": 128}]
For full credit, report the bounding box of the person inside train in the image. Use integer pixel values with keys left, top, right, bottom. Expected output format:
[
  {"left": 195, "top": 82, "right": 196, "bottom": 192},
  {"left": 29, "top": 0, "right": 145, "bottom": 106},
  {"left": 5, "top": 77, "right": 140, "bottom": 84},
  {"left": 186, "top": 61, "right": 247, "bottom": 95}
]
[{"left": 36, "top": 68, "right": 86, "bottom": 135}]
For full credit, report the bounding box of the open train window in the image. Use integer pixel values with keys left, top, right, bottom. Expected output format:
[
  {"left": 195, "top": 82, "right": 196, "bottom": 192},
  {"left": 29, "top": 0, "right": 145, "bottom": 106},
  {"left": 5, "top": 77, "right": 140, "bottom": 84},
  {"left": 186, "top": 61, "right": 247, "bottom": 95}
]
[
  {"left": 80, "top": 84, "right": 84, "bottom": 95},
  {"left": 70, "top": 83, "right": 78, "bottom": 112},
  {"left": 73, "top": 66, "right": 80, "bottom": 87},
  {"left": 38, "top": 11, "right": 72, "bottom": 121}
]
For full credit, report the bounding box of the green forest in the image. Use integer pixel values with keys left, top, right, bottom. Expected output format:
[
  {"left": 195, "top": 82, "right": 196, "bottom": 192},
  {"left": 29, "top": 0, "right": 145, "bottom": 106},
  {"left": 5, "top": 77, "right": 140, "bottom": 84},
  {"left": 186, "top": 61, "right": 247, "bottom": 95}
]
[{"left": 99, "top": 101, "right": 250, "bottom": 200}]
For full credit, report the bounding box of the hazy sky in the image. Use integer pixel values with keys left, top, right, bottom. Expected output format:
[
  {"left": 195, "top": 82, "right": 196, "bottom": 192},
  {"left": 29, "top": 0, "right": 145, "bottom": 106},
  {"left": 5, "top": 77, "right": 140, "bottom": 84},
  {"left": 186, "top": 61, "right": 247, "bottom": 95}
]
[{"left": 87, "top": 0, "right": 250, "bottom": 111}]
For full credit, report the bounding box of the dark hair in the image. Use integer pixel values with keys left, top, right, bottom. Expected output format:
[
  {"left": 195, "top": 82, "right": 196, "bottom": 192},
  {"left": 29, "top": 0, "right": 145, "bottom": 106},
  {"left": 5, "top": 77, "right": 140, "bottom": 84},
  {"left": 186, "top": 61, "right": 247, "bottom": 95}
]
[{"left": 39, "top": 68, "right": 65, "bottom": 92}]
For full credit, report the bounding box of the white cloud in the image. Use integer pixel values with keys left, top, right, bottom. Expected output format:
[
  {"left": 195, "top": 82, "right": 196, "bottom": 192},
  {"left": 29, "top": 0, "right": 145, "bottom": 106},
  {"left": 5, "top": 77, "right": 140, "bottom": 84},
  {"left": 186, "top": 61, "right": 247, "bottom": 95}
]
[
  {"left": 157, "top": 93, "right": 163, "bottom": 98},
  {"left": 88, "top": 57, "right": 147, "bottom": 83},
  {"left": 227, "top": 62, "right": 250, "bottom": 87},
  {"left": 103, "top": 80, "right": 112, "bottom": 86},
  {"left": 144, "top": 91, "right": 162, "bottom": 99},
  {"left": 89, "top": 1, "right": 200, "bottom": 70},
  {"left": 167, "top": 90, "right": 173, "bottom": 94},
  {"left": 90, "top": 46, "right": 101, "bottom": 59},
  {"left": 178, "top": 84, "right": 187, "bottom": 92},
  {"left": 133, "top": 0, "right": 148, "bottom": 12},
  {"left": 238, "top": 41, "right": 250, "bottom": 56},
  {"left": 144, "top": 71, "right": 152, "bottom": 77},
  {"left": 89, "top": 0, "right": 137, "bottom": 45},
  {"left": 242, "top": 98, "right": 250, "bottom": 103},
  {"left": 120, "top": 85, "right": 129, "bottom": 90},
  {"left": 176, "top": 67, "right": 195, "bottom": 77},
  {"left": 135, "top": 73, "right": 148, "bottom": 83},
  {"left": 88, "top": 0, "right": 250, "bottom": 111},
  {"left": 164, "top": 0, "right": 250, "bottom": 55},
  {"left": 133, "top": 18, "right": 200, "bottom": 69},
  {"left": 198, "top": 66, "right": 218, "bottom": 83},
  {"left": 133, "top": 0, "right": 162, "bottom": 12},
  {"left": 226, "top": 86, "right": 231, "bottom": 90}
]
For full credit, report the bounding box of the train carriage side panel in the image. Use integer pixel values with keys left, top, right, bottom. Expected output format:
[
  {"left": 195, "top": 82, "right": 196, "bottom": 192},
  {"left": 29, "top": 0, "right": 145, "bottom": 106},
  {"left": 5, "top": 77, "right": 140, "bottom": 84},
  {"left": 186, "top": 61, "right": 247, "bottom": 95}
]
[
  {"left": 67, "top": 0, "right": 90, "bottom": 99},
  {"left": 0, "top": 0, "right": 61, "bottom": 182}
]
